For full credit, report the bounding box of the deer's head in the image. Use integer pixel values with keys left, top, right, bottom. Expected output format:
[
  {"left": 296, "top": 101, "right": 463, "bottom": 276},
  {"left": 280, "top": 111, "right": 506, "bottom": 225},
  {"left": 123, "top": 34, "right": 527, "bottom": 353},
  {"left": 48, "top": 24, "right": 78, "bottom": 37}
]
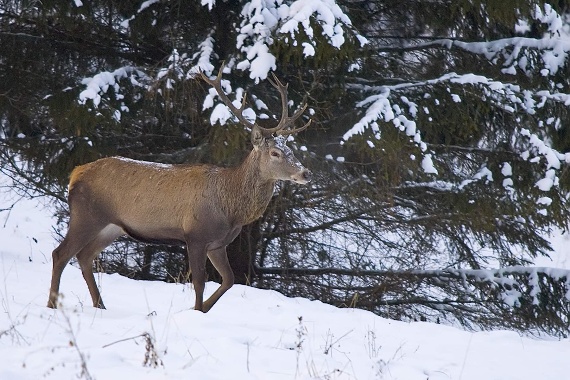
[{"left": 201, "top": 65, "right": 312, "bottom": 185}]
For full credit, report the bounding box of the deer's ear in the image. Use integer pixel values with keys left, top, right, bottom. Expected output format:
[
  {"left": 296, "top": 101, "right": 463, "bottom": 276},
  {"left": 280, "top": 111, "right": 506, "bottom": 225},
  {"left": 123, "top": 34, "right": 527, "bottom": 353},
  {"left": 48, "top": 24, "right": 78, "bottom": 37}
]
[{"left": 251, "top": 126, "right": 265, "bottom": 148}]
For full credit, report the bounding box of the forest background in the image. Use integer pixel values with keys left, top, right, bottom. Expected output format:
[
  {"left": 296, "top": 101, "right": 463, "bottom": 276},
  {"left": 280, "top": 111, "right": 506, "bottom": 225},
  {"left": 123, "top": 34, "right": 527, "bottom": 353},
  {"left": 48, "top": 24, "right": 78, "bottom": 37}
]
[{"left": 1, "top": 0, "right": 570, "bottom": 337}]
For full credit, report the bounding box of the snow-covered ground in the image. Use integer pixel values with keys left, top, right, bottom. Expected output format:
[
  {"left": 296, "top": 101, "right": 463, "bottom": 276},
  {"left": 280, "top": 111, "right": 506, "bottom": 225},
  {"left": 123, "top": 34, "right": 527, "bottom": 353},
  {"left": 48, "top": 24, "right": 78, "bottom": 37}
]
[{"left": 1, "top": 187, "right": 570, "bottom": 379}]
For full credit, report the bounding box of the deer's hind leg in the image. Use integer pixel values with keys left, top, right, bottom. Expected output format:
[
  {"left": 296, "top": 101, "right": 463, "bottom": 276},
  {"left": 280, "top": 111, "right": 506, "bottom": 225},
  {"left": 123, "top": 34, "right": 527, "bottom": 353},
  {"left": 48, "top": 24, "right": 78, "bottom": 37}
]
[
  {"left": 75, "top": 224, "right": 124, "bottom": 309},
  {"left": 47, "top": 217, "right": 106, "bottom": 308}
]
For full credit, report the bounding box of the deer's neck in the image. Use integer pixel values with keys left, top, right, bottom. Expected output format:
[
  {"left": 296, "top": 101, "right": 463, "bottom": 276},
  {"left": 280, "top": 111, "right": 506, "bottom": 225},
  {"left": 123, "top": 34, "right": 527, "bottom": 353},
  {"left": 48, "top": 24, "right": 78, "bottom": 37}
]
[{"left": 219, "top": 150, "right": 275, "bottom": 225}]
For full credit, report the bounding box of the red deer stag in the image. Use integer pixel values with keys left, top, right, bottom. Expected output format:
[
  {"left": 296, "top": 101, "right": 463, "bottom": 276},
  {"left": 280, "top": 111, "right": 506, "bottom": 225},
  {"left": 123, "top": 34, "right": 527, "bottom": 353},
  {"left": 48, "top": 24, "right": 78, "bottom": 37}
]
[{"left": 47, "top": 65, "right": 312, "bottom": 312}]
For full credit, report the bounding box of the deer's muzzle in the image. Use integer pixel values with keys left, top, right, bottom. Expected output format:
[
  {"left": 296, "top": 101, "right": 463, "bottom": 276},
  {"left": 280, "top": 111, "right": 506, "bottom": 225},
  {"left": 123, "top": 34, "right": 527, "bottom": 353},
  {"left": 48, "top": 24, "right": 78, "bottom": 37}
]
[{"left": 292, "top": 168, "right": 312, "bottom": 184}]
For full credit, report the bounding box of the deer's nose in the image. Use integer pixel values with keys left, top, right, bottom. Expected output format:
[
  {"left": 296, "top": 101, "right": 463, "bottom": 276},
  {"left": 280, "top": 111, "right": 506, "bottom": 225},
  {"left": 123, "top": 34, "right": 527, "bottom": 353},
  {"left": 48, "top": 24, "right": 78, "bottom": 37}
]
[{"left": 301, "top": 169, "right": 312, "bottom": 183}]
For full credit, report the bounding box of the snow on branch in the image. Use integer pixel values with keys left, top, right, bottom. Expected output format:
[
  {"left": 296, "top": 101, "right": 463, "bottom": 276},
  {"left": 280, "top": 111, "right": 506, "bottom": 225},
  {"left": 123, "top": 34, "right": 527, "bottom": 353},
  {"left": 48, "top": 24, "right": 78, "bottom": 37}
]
[
  {"left": 76, "top": 1, "right": 362, "bottom": 129},
  {"left": 414, "top": 36, "right": 570, "bottom": 76},
  {"left": 279, "top": 0, "right": 353, "bottom": 49},
  {"left": 377, "top": 36, "right": 569, "bottom": 76},
  {"left": 78, "top": 67, "right": 148, "bottom": 121},
  {"left": 344, "top": 71, "right": 570, "bottom": 196},
  {"left": 380, "top": 4, "right": 569, "bottom": 76},
  {"left": 236, "top": 0, "right": 365, "bottom": 81},
  {"left": 201, "top": 0, "right": 216, "bottom": 11},
  {"left": 190, "top": 32, "right": 217, "bottom": 77},
  {"left": 120, "top": 0, "right": 160, "bottom": 29}
]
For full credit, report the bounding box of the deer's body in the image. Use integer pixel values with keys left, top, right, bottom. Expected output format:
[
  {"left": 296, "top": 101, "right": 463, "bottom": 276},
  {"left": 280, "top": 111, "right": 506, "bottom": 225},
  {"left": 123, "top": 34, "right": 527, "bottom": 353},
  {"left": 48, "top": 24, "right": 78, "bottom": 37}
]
[
  {"left": 47, "top": 65, "right": 312, "bottom": 312},
  {"left": 69, "top": 154, "right": 275, "bottom": 247}
]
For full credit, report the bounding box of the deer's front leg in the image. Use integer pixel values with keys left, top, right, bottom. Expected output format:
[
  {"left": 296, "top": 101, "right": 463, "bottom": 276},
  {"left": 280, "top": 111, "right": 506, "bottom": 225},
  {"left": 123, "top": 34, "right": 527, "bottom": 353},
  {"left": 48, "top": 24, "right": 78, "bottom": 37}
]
[
  {"left": 186, "top": 242, "right": 208, "bottom": 312},
  {"left": 203, "top": 246, "right": 235, "bottom": 312}
]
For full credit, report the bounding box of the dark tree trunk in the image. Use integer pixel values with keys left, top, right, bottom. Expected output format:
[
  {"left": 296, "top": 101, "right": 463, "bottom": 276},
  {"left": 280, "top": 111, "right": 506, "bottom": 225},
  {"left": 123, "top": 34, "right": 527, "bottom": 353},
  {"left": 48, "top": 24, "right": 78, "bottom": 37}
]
[{"left": 141, "top": 245, "right": 153, "bottom": 280}]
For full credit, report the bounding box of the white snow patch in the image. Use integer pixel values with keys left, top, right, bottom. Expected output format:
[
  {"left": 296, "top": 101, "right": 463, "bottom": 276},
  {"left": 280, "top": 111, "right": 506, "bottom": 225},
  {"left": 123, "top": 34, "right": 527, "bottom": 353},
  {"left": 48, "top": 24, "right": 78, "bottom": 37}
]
[
  {"left": 302, "top": 42, "right": 316, "bottom": 57},
  {"left": 421, "top": 154, "right": 438, "bottom": 174},
  {"left": 501, "top": 162, "right": 513, "bottom": 177},
  {"left": 536, "top": 169, "right": 558, "bottom": 191},
  {"left": 537, "top": 197, "right": 553, "bottom": 206}
]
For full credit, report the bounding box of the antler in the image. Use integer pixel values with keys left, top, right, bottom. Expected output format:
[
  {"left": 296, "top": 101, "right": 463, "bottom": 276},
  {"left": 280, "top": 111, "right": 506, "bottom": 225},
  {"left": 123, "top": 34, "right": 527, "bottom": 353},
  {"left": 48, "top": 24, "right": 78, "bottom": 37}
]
[
  {"left": 200, "top": 64, "right": 311, "bottom": 137},
  {"left": 200, "top": 62, "right": 255, "bottom": 130},
  {"left": 263, "top": 73, "right": 312, "bottom": 137}
]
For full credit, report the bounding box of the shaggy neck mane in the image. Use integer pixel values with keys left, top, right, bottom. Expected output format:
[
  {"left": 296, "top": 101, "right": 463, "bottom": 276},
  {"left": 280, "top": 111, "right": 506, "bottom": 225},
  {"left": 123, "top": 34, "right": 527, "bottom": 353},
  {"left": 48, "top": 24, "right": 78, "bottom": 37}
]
[{"left": 215, "top": 149, "right": 276, "bottom": 225}]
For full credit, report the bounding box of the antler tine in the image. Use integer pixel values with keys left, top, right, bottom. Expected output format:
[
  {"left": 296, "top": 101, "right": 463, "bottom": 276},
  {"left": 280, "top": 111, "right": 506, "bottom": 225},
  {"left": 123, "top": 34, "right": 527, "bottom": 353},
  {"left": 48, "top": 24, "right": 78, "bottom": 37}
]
[
  {"left": 259, "top": 72, "right": 311, "bottom": 137},
  {"left": 200, "top": 62, "right": 255, "bottom": 129},
  {"left": 256, "top": 73, "right": 290, "bottom": 136},
  {"left": 201, "top": 67, "right": 310, "bottom": 137},
  {"left": 276, "top": 114, "right": 312, "bottom": 137}
]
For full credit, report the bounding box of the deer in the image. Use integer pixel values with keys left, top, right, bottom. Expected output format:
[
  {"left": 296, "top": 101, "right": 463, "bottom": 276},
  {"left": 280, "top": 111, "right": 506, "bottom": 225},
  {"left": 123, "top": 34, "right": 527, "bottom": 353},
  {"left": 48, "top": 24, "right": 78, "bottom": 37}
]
[{"left": 47, "top": 64, "right": 312, "bottom": 312}]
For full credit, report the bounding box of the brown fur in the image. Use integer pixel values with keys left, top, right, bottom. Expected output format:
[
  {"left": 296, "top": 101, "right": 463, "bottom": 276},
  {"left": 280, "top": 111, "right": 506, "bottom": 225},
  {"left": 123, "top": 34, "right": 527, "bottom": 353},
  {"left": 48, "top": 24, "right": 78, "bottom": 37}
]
[{"left": 47, "top": 137, "right": 311, "bottom": 312}]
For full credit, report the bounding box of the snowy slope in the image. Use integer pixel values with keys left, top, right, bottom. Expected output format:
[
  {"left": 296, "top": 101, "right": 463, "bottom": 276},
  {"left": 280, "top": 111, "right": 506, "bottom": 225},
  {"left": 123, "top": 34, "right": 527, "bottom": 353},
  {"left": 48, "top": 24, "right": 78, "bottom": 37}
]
[{"left": 1, "top": 191, "right": 570, "bottom": 380}]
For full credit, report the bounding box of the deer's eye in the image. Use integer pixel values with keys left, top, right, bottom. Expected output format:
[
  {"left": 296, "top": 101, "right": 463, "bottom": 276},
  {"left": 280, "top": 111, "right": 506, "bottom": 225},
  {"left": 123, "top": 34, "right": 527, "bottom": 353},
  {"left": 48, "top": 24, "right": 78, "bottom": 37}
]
[{"left": 270, "top": 150, "right": 281, "bottom": 158}]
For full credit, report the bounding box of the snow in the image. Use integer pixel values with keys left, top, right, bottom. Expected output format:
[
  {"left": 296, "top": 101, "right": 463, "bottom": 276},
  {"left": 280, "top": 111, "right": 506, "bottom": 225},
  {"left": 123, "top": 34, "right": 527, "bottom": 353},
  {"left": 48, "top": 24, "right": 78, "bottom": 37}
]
[
  {"left": 503, "top": 178, "right": 514, "bottom": 189},
  {"left": 120, "top": 0, "right": 161, "bottom": 28},
  {"left": 501, "top": 162, "right": 513, "bottom": 177},
  {"left": 536, "top": 169, "right": 558, "bottom": 191},
  {"left": 2, "top": 178, "right": 570, "bottom": 379},
  {"left": 537, "top": 196, "right": 553, "bottom": 206},
  {"left": 246, "top": 43, "right": 277, "bottom": 81},
  {"left": 138, "top": 0, "right": 160, "bottom": 13},
  {"left": 279, "top": 0, "right": 352, "bottom": 49},
  {"left": 210, "top": 103, "right": 235, "bottom": 125},
  {"left": 421, "top": 154, "right": 438, "bottom": 174},
  {"left": 115, "top": 157, "right": 173, "bottom": 169},
  {"left": 235, "top": 0, "right": 363, "bottom": 81},
  {"left": 78, "top": 67, "right": 146, "bottom": 119},
  {"left": 534, "top": 232, "right": 570, "bottom": 268},
  {"left": 473, "top": 167, "right": 493, "bottom": 183},
  {"left": 201, "top": 0, "right": 216, "bottom": 11},
  {"left": 302, "top": 42, "right": 316, "bottom": 57},
  {"left": 533, "top": 4, "right": 563, "bottom": 36},
  {"left": 413, "top": 34, "right": 570, "bottom": 76},
  {"left": 515, "top": 18, "right": 531, "bottom": 34}
]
